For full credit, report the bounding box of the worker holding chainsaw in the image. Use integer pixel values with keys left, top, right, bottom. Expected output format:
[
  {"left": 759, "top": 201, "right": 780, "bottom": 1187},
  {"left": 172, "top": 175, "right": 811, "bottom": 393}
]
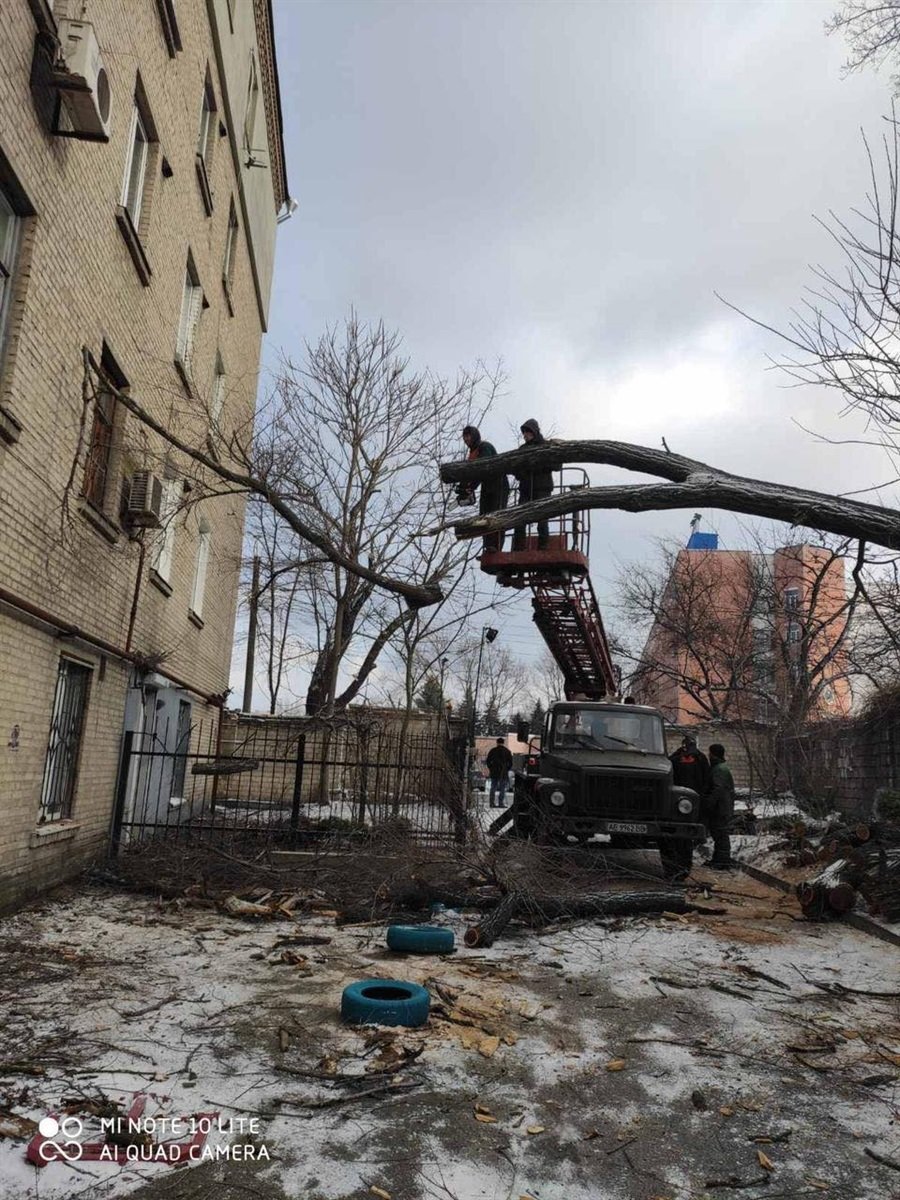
[{"left": 457, "top": 426, "right": 509, "bottom": 553}]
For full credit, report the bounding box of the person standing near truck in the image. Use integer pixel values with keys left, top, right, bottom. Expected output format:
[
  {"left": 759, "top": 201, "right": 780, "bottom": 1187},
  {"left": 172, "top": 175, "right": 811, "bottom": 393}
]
[
  {"left": 669, "top": 734, "right": 710, "bottom": 796},
  {"left": 706, "top": 743, "right": 736, "bottom": 869},
  {"left": 485, "top": 737, "right": 513, "bottom": 808}
]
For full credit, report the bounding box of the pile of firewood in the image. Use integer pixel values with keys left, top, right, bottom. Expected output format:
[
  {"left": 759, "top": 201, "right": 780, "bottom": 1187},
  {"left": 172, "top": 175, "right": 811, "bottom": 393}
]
[{"left": 792, "top": 821, "right": 900, "bottom": 922}]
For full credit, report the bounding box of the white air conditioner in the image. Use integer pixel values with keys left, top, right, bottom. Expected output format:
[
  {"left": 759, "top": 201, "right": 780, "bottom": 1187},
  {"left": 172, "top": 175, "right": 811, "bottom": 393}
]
[
  {"left": 56, "top": 20, "right": 112, "bottom": 141},
  {"left": 127, "top": 471, "right": 164, "bottom": 527}
]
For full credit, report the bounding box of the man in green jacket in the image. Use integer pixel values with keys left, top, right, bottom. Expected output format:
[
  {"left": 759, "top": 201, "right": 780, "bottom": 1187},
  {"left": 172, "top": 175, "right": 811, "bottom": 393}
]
[{"left": 707, "top": 743, "right": 736, "bottom": 870}]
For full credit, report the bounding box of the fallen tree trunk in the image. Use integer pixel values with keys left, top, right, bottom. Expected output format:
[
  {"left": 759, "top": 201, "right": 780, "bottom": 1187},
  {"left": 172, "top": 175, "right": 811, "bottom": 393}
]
[
  {"left": 439, "top": 439, "right": 900, "bottom": 551},
  {"left": 463, "top": 888, "right": 701, "bottom": 948}
]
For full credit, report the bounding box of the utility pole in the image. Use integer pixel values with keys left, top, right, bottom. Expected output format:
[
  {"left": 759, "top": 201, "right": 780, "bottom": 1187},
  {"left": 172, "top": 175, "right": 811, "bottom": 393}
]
[{"left": 242, "top": 553, "right": 260, "bottom": 713}]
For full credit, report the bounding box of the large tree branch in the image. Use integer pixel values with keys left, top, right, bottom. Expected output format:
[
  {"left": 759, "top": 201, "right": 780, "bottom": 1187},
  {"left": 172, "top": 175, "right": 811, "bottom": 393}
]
[
  {"left": 439, "top": 439, "right": 900, "bottom": 549},
  {"left": 84, "top": 348, "right": 442, "bottom": 609}
]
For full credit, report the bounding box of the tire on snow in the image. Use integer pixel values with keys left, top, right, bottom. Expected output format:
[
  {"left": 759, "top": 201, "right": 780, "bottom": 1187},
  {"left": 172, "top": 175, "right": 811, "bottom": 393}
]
[
  {"left": 340, "top": 978, "right": 431, "bottom": 1027},
  {"left": 386, "top": 924, "right": 455, "bottom": 954}
]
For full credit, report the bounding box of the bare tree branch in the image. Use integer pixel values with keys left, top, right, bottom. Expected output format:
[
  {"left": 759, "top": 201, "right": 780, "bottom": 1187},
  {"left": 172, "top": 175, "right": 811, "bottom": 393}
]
[{"left": 83, "top": 346, "right": 443, "bottom": 609}]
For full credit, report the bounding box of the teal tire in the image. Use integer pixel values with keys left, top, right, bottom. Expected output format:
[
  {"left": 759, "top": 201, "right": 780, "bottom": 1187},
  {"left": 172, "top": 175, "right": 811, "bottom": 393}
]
[
  {"left": 340, "top": 978, "right": 430, "bottom": 1027},
  {"left": 386, "top": 924, "right": 455, "bottom": 954}
]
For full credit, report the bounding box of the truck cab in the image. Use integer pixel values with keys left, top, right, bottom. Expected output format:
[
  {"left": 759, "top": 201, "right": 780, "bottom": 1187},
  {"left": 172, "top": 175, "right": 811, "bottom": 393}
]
[{"left": 504, "top": 701, "right": 705, "bottom": 879}]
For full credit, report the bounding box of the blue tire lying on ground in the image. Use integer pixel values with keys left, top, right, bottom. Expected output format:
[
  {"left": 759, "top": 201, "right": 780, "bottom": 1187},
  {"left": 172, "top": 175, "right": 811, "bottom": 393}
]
[
  {"left": 341, "top": 978, "right": 431, "bottom": 1027},
  {"left": 386, "top": 924, "right": 455, "bottom": 954}
]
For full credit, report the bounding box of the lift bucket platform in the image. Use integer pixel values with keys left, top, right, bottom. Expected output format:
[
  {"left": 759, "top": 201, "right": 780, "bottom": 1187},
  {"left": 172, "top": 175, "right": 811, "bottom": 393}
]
[{"left": 476, "top": 468, "right": 617, "bottom": 699}]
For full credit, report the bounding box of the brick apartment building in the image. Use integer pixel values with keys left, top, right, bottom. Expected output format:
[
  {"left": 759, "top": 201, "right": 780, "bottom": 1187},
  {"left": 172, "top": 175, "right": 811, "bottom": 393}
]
[
  {"left": 633, "top": 533, "right": 853, "bottom": 727},
  {"left": 0, "top": 0, "right": 289, "bottom": 907}
]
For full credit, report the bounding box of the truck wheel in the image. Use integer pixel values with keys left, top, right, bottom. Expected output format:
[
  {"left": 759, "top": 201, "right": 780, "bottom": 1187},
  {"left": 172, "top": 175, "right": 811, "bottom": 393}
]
[{"left": 660, "top": 840, "right": 693, "bottom": 882}]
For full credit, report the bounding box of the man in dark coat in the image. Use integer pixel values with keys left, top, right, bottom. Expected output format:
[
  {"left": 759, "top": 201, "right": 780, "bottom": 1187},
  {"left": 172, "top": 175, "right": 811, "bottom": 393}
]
[
  {"left": 512, "top": 419, "right": 554, "bottom": 550},
  {"left": 485, "top": 737, "right": 513, "bottom": 807},
  {"left": 706, "top": 743, "right": 736, "bottom": 869},
  {"left": 460, "top": 426, "right": 509, "bottom": 553},
  {"left": 669, "top": 734, "right": 711, "bottom": 797}
]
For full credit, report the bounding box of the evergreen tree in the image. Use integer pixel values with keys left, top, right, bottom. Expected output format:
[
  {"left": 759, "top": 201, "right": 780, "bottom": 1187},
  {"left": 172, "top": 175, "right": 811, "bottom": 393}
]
[
  {"left": 415, "top": 674, "right": 444, "bottom": 711},
  {"left": 482, "top": 702, "right": 501, "bottom": 736},
  {"left": 530, "top": 698, "right": 546, "bottom": 730},
  {"left": 457, "top": 682, "right": 475, "bottom": 725}
]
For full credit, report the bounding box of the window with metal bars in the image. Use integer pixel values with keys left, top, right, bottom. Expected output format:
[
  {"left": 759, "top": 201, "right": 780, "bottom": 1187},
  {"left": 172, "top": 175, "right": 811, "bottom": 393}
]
[{"left": 39, "top": 658, "right": 92, "bottom": 823}]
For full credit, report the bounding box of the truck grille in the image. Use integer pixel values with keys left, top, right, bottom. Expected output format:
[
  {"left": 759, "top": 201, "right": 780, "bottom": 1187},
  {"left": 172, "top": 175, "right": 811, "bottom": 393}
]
[{"left": 582, "top": 775, "right": 664, "bottom": 819}]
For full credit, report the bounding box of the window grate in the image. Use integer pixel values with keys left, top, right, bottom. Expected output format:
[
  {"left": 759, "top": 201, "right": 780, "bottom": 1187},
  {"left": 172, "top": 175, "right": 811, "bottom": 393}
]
[{"left": 39, "top": 658, "right": 91, "bottom": 822}]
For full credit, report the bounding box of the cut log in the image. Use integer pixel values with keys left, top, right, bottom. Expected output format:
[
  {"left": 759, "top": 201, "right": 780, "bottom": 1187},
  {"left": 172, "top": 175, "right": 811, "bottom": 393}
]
[
  {"left": 797, "top": 859, "right": 858, "bottom": 921},
  {"left": 464, "top": 890, "right": 524, "bottom": 948},
  {"left": 826, "top": 883, "right": 857, "bottom": 914}
]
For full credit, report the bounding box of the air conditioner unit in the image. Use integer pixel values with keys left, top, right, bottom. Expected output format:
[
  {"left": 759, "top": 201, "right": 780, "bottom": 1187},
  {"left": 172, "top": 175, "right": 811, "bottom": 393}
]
[
  {"left": 126, "top": 471, "right": 164, "bottom": 527},
  {"left": 55, "top": 20, "right": 112, "bottom": 142}
]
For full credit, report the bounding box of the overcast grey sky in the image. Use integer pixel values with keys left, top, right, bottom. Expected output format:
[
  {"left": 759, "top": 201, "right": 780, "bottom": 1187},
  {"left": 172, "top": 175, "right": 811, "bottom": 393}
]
[{"left": 234, "top": 0, "right": 897, "bottom": 702}]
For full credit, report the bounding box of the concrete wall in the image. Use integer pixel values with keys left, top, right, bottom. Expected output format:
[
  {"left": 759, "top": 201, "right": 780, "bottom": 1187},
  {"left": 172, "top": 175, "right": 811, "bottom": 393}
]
[
  {"left": 667, "top": 722, "right": 776, "bottom": 793},
  {"left": 779, "top": 712, "right": 900, "bottom": 819}
]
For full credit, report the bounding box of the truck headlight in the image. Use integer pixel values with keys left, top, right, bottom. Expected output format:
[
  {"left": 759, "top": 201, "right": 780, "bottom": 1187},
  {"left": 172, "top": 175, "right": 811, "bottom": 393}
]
[
  {"left": 549, "top": 790, "right": 566, "bottom": 807},
  {"left": 677, "top": 797, "right": 694, "bottom": 814}
]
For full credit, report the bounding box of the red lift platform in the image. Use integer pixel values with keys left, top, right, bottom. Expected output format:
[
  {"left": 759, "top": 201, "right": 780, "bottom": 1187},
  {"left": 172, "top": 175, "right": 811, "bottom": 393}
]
[{"left": 478, "top": 469, "right": 617, "bottom": 700}]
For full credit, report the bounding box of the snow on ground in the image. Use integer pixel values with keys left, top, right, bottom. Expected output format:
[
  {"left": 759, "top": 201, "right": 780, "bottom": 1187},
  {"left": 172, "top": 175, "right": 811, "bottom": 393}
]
[{"left": 0, "top": 870, "right": 898, "bottom": 1200}]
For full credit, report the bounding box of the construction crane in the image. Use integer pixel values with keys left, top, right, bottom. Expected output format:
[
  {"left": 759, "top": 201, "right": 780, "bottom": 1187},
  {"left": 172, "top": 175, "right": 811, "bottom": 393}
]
[{"left": 478, "top": 468, "right": 618, "bottom": 699}]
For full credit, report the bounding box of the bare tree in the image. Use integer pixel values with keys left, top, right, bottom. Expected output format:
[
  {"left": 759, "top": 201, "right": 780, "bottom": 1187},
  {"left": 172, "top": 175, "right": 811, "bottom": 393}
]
[
  {"left": 617, "top": 533, "right": 864, "bottom": 790},
  {"left": 528, "top": 649, "right": 567, "bottom": 710},
  {"left": 272, "top": 317, "right": 504, "bottom": 714},
  {"left": 828, "top": 1, "right": 900, "bottom": 87},
  {"left": 243, "top": 503, "right": 322, "bottom": 713},
  {"left": 450, "top": 642, "right": 530, "bottom": 732}
]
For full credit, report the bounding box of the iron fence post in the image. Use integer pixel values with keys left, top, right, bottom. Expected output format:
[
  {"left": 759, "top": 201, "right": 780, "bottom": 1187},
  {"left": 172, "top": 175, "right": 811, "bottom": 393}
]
[
  {"left": 110, "top": 729, "right": 134, "bottom": 853},
  {"left": 289, "top": 734, "right": 306, "bottom": 837}
]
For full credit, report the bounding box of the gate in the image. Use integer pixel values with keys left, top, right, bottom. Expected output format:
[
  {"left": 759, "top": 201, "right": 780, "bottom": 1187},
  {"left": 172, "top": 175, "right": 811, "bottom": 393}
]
[{"left": 112, "top": 712, "right": 467, "bottom": 849}]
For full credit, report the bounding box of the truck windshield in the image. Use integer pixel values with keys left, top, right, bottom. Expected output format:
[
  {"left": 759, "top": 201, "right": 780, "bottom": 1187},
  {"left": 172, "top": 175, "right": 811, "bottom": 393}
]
[{"left": 551, "top": 709, "right": 665, "bottom": 754}]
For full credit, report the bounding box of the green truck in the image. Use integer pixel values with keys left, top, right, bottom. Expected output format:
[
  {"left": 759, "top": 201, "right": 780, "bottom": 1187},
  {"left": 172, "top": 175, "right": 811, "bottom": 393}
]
[{"left": 494, "top": 701, "right": 705, "bottom": 880}]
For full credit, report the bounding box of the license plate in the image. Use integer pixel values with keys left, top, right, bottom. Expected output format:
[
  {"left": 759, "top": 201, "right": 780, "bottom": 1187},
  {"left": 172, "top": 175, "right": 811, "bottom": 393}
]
[{"left": 606, "top": 822, "right": 649, "bottom": 835}]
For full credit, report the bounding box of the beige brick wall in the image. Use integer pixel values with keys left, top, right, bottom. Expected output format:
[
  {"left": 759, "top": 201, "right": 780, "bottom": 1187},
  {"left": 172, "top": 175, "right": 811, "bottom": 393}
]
[{"left": 0, "top": 0, "right": 282, "bottom": 906}]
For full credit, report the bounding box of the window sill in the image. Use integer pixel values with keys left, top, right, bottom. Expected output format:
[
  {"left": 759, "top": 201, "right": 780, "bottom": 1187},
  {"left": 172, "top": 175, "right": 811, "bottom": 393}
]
[
  {"left": 78, "top": 497, "right": 120, "bottom": 544},
  {"left": 195, "top": 153, "right": 214, "bottom": 216},
  {"left": 149, "top": 569, "right": 173, "bottom": 598},
  {"left": 173, "top": 355, "right": 195, "bottom": 397},
  {"left": 0, "top": 403, "right": 22, "bottom": 445},
  {"left": 31, "top": 821, "right": 81, "bottom": 848},
  {"left": 188, "top": 610, "right": 205, "bottom": 630},
  {"left": 222, "top": 276, "right": 234, "bottom": 317},
  {"left": 115, "top": 206, "right": 152, "bottom": 287}
]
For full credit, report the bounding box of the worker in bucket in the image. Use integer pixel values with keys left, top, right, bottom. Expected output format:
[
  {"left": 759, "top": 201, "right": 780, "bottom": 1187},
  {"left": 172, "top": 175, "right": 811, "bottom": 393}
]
[
  {"left": 512, "top": 419, "right": 554, "bottom": 550},
  {"left": 458, "top": 426, "right": 509, "bottom": 553}
]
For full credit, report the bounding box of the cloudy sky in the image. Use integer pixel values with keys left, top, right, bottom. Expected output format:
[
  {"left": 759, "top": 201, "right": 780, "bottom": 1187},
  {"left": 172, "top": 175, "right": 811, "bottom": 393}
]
[{"left": 233, "top": 0, "right": 896, "bottom": 705}]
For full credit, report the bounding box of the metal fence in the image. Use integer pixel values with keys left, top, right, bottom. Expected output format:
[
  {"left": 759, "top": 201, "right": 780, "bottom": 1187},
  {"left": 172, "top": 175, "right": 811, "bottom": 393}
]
[{"left": 111, "top": 712, "right": 468, "bottom": 849}]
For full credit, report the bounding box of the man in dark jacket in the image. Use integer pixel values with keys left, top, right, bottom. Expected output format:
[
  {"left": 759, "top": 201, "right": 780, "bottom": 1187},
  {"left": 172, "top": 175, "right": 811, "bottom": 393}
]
[
  {"left": 485, "top": 737, "right": 513, "bottom": 807},
  {"left": 512, "top": 419, "right": 554, "bottom": 550},
  {"left": 669, "top": 734, "right": 711, "bottom": 797},
  {"left": 460, "top": 426, "right": 509, "bottom": 553},
  {"left": 706, "top": 743, "right": 736, "bottom": 869}
]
